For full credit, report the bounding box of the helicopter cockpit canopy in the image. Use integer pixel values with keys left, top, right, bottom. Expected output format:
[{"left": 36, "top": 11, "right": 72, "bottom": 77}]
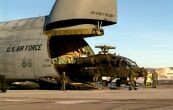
[{"left": 120, "top": 56, "right": 138, "bottom": 69}]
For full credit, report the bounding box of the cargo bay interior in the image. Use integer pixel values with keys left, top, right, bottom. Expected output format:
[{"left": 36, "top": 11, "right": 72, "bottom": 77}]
[{"left": 49, "top": 36, "right": 94, "bottom": 65}]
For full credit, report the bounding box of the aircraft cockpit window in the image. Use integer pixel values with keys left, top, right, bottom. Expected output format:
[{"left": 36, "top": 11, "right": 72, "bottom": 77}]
[
  {"left": 125, "top": 58, "right": 137, "bottom": 67},
  {"left": 125, "top": 65, "right": 130, "bottom": 69},
  {"left": 120, "top": 57, "right": 137, "bottom": 68}
]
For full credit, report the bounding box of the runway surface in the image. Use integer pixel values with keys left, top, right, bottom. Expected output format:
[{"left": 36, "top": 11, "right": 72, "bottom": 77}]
[{"left": 1, "top": 86, "right": 173, "bottom": 110}]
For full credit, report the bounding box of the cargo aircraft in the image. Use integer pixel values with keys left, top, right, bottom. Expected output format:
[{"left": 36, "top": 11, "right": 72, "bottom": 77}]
[{"left": 0, "top": 0, "right": 146, "bottom": 92}]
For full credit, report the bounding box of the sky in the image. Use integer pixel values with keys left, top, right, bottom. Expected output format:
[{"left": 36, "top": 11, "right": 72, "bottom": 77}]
[{"left": 0, "top": 0, "right": 173, "bottom": 68}]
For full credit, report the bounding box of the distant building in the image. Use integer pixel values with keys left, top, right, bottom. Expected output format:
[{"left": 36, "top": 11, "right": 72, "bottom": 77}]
[
  {"left": 155, "top": 67, "right": 173, "bottom": 80},
  {"left": 145, "top": 68, "right": 156, "bottom": 73}
]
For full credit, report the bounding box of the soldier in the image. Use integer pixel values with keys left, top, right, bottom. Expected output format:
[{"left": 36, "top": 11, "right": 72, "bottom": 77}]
[
  {"left": 144, "top": 75, "right": 147, "bottom": 86},
  {"left": 0, "top": 74, "right": 7, "bottom": 93},
  {"left": 0, "top": 74, "right": 2, "bottom": 92},
  {"left": 145, "top": 74, "right": 152, "bottom": 87},
  {"left": 129, "top": 69, "right": 137, "bottom": 90},
  {"left": 61, "top": 72, "right": 67, "bottom": 91},
  {"left": 115, "top": 78, "right": 121, "bottom": 90},
  {"left": 152, "top": 71, "right": 158, "bottom": 88}
]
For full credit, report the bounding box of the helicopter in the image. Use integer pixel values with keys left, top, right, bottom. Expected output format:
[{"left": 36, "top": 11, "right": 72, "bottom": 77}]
[{"left": 54, "top": 45, "right": 147, "bottom": 87}]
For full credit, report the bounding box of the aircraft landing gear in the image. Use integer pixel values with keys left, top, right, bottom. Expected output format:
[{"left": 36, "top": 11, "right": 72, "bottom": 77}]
[{"left": 102, "top": 80, "right": 108, "bottom": 86}]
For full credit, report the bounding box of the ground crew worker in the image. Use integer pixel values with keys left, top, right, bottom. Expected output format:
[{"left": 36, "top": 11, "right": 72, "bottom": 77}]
[
  {"left": 145, "top": 73, "right": 152, "bottom": 87},
  {"left": 61, "top": 72, "right": 67, "bottom": 91},
  {"left": 129, "top": 69, "right": 137, "bottom": 90},
  {"left": 152, "top": 71, "right": 158, "bottom": 88},
  {"left": 115, "top": 78, "right": 121, "bottom": 90},
  {"left": 144, "top": 76, "right": 147, "bottom": 86},
  {"left": 0, "top": 74, "right": 2, "bottom": 92},
  {"left": 0, "top": 74, "right": 7, "bottom": 93}
]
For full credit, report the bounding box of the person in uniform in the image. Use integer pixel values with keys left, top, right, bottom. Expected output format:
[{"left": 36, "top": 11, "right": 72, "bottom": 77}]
[
  {"left": 0, "top": 74, "right": 2, "bottom": 92},
  {"left": 0, "top": 74, "right": 7, "bottom": 93},
  {"left": 115, "top": 78, "right": 121, "bottom": 90},
  {"left": 145, "top": 74, "right": 152, "bottom": 87},
  {"left": 152, "top": 71, "right": 158, "bottom": 88},
  {"left": 61, "top": 72, "right": 68, "bottom": 91},
  {"left": 129, "top": 69, "right": 137, "bottom": 90}
]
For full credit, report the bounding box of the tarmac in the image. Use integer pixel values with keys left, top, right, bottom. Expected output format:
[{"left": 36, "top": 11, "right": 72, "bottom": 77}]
[{"left": 0, "top": 84, "right": 173, "bottom": 110}]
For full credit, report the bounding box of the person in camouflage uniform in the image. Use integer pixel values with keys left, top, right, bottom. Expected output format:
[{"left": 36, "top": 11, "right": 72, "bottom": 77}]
[
  {"left": 61, "top": 72, "right": 68, "bottom": 91},
  {"left": 0, "top": 74, "right": 7, "bottom": 93},
  {"left": 152, "top": 71, "right": 158, "bottom": 88},
  {"left": 129, "top": 69, "right": 137, "bottom": 90}
]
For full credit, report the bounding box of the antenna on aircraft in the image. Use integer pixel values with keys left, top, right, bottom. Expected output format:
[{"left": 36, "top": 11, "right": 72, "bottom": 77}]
[{"left": 97, "top": 21, "right": 102, "bottom": 29}]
